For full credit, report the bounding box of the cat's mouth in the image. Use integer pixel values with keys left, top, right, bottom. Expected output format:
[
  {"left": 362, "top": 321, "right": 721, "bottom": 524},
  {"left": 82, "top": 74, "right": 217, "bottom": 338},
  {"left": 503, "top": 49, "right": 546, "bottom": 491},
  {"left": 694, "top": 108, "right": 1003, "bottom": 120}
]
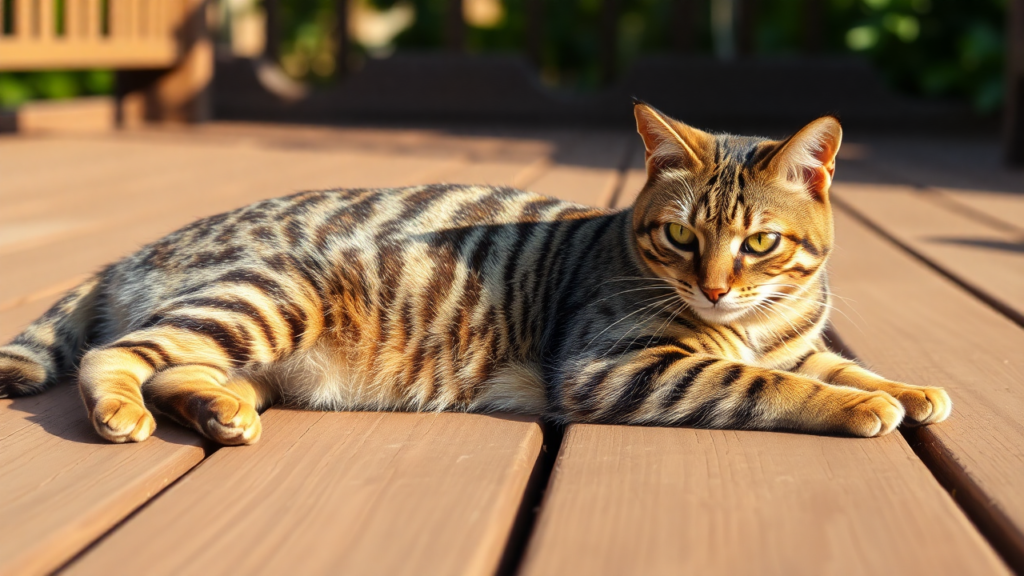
[{"left": 680, "top": 292, "right": 753, "bottom": 325}]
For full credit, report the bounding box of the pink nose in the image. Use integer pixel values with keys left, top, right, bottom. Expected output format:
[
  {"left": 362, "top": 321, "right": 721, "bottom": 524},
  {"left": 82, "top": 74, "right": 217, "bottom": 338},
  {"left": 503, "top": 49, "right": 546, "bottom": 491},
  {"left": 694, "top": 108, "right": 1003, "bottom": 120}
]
[{"left": 701, "top": 286, "right": 730, "bottom": 304}]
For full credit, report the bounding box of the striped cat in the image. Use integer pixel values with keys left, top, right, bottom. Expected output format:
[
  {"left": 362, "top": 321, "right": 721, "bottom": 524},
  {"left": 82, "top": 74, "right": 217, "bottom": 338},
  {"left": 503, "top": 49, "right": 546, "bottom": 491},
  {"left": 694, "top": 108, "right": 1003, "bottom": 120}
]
[{"left": 0, "top": 102, "right": 951, "bottom": 445}]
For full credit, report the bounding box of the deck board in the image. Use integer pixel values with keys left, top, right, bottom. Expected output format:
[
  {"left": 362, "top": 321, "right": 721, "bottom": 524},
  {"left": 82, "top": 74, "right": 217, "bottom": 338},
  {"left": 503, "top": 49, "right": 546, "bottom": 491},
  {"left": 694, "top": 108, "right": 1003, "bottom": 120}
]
[
  {"left": 1, "top": 124, "right": 1019, "bottom": 575},
  {"left": 64, "top": 411, "right": 543, "bottom": 576},
  {"left": 526, "top": 131, "right": 632, "bottom": 206},
  {"left": 519, "top": 425, "right": 1008, "bottom": 576},
  {"left": 854, "top": 137, "right": 1024, "bottom": 231},
  {"left": 828, "top": 207, "right": 1024, "bottom": 572},
  {"left": 831, "top": 168, "right": 1024, "bottom": 326},
  {"left": 523, "top": 142, "right": 1017, "bottom": 576},
  {"left": 0, "top": 385, "right": 204, "bottom": 576}
]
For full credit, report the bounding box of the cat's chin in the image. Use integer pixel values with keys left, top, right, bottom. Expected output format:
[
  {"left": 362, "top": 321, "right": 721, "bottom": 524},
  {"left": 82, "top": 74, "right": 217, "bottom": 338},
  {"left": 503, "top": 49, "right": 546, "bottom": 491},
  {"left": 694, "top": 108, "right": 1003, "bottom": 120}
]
[{"left": 689, "top": 303, "right": 751, "bottom": 326}]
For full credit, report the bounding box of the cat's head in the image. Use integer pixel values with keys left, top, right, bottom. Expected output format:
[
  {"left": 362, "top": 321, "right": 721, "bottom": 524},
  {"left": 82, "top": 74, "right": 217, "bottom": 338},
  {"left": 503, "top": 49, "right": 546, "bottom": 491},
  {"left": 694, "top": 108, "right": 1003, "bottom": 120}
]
[{"left": 630, "top": 101, "right": 841, "bottom": 325}]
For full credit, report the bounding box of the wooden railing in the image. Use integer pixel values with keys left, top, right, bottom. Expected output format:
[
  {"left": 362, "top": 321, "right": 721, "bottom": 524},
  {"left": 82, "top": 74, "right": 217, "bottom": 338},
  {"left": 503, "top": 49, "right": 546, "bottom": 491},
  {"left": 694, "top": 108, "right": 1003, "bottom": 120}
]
[
  {"left": 0, "top": 0, "right": 211, "bottom": 122},
  {"left": 0, "top": 0, "right": 191, "bottom": 70}
]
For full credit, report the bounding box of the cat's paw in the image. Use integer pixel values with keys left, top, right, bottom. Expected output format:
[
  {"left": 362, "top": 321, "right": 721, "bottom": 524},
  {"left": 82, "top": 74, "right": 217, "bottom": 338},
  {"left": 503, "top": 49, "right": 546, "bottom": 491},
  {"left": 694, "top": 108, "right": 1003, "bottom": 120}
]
[
  {"left": 888, "top": 384, "right": 952, "bottom": 426},
  {"left": 841, "top": 391, "right": 905, "bottom": 437},
  {"left": 92, "top": 397, "right": 156, "bottom": 443},
  {"left": 199, "top": 396, "right": 262, "bottom": 445}
]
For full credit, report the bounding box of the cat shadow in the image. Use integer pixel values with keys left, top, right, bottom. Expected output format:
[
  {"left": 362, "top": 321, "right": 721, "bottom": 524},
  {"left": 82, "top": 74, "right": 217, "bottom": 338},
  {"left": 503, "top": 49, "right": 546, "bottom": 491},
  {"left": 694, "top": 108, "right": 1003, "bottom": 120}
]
[{"left": 3, "top": 380, "right": 202, "bottom": 448}]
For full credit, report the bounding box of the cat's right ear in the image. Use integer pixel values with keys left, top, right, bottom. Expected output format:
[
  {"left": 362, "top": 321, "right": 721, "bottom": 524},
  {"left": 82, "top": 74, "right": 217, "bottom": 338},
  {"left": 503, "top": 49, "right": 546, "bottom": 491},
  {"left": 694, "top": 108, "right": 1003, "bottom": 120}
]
[{"left": 633, "top": 100, "right": 710, "bottom": 178}]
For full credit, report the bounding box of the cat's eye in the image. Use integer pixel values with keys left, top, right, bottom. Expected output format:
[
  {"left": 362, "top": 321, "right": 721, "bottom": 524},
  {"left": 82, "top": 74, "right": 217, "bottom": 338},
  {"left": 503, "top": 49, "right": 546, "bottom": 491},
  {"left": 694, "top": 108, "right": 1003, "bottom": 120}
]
[
  {"left": 665, "top": 223, "right": 697, "bottom": 250},
  {"left": 743, "top": 232, "right": 780, "bottom": 254}
]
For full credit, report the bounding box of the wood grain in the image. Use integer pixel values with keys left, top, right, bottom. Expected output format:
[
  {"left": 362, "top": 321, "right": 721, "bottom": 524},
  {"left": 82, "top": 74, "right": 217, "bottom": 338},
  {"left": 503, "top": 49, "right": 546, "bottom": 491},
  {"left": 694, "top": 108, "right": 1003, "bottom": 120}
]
[
  {"left": 520, "top": 424, "right": 1008, "bottom": 576},
  {"left": 526, "top": 131, "right": 631, "bottom": 207},
  {"left": 0, "top": 385, "right": 204, "bottom": 576},
  {"left": 851, "top": 138, "right": 1024, "bottom": 232},
  {"left": 613, "top": 142, "right": 647, "bottom": 209},
  {"left": 830, "top": 168, "right": 1024, "bottom": 326},
  {"left": 828, "top": 207, "right": 1024, "bottom": 571},
  {"left": 65, "top": 410, "right": 543, "bottom": 576}
]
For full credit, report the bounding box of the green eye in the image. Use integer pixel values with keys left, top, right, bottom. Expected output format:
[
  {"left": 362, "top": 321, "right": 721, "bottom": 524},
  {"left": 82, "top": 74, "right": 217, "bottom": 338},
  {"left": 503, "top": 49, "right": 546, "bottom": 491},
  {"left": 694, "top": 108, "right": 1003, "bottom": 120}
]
[
  {"left": 744, "top": 232, "right": 780, "bottom": 254},
  {"left": 666, "top": 223, "right": 696, "bottom": 249}
]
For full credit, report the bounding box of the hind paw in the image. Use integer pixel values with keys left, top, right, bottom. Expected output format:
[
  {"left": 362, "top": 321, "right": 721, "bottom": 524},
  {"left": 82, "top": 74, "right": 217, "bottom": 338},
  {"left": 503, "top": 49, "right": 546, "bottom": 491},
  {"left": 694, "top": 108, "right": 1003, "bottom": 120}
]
[
  {"left": 198, "top": 396, "right": 261, "bottom": 445},
  {"left": 92, "top": 397, "right": 156, "bottom": 443}
]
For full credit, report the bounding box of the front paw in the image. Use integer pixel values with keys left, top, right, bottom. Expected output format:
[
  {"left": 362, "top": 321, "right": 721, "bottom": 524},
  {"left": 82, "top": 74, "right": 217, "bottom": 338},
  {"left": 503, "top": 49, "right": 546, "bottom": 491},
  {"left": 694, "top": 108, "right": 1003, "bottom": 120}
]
[
  {"left": 889, "top": 384, "right": 952, "bottom": 426},
  {"left": 841, "top": 391, "right": 905, "bottom": 437}
]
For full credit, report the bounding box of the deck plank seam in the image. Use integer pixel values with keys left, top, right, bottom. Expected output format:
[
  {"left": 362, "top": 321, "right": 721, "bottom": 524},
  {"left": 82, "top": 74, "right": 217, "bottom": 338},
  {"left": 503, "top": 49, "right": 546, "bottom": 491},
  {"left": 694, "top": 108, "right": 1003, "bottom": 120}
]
[
  {"left": 831, "top": 195, "right": 1024, "bottom": 329},
  {"left": 854, "top": 158, "right": 1024, "bottom": 235},
  {"left": 828, "top": 306, "right": 1024, "bottom": 575}
]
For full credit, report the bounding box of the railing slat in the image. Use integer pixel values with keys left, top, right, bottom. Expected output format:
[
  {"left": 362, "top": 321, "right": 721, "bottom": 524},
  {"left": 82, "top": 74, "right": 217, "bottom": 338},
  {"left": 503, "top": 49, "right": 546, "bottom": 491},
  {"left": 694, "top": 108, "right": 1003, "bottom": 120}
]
[
  {"left": 40, "top": 0, "right": 54, "bottom": 39},
  {"left": 85, "top": 0, "right": 98, "bottom": 40},
  {"left": 14, "top": 0, "right": 31, "bottom": 38}
]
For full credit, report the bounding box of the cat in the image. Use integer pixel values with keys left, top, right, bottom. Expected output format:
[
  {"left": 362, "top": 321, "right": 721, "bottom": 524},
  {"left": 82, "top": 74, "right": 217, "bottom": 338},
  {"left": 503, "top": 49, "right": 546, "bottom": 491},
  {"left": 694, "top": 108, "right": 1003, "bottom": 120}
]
[{"left": 0, "top": 102, "right": 951, "bottom": 445}]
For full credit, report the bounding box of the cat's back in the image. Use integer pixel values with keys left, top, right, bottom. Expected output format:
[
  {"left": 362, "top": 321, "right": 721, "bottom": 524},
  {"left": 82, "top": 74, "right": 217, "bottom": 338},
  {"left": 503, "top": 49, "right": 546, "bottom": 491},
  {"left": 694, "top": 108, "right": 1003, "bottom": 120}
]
[{"left": 97, "top": 184, "right": 609, "bottom": 336}]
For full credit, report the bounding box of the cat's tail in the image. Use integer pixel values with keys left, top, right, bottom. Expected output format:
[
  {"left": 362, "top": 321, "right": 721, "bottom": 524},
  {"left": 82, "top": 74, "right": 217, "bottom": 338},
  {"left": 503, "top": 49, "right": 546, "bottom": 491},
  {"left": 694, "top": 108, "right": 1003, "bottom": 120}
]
[{"left": 0, "top": 273, "right": 105, "bottom": 397}]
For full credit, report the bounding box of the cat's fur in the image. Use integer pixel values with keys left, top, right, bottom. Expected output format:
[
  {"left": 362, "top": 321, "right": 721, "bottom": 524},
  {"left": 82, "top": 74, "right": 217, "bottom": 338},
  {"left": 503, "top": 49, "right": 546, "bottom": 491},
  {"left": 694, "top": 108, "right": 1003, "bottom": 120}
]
[{"left": 0, "top": 103, "right": 951, "bottom": 444}]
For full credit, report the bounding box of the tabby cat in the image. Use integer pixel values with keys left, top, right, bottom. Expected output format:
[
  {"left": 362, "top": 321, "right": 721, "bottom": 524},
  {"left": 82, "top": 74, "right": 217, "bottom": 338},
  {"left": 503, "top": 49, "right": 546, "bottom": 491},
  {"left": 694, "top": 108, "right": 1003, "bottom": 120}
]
[{"left": 0, "top": 102, "right": 951, "bottom": 445}]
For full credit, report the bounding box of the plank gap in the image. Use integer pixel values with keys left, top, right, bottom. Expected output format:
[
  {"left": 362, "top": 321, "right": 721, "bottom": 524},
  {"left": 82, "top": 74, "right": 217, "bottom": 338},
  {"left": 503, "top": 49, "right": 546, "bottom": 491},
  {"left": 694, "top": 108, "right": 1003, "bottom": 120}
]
[
  {"left": 495, "top": 421, "right": 565, "bottom": 576},
  {"left": 831, "top": 196, "right": 1024, "bottom": 329},
  {"left": 902, "top": 427, "right": 1024, "bottom": 575}
]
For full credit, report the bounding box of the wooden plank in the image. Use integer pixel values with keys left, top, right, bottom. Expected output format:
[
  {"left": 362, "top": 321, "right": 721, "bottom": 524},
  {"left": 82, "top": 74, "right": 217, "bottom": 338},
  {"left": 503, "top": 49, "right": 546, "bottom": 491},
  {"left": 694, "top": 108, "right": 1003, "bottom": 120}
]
[
  {"left": 65, "top": 410, "right": 543, "bottom": 576},
  {"left": 830, "top": 167, "right": 1024, "bottom": 326},
  {"left": 526, "top": 131, "right": 631, "bottom": 206},
  {"left": 520, "top": 425, "right": 1008, "bottom": 576},
  {"left": 0, "top": 385, "right": 204, "bottom": 576},
  {"left": 613, "top": 141, "right": 647, "bottom": 209},
  {"left": 0, "top": 39, "right": 178, "bottom": 70},
  {"left": 853, "top": 137, "right": 1024, "bottom": 230},
  {"left": 828, "top": 207, "right": 1024, "bottom": 572},
  {"left": 0, "top": 132, "right": 468, "bottom": 308}
]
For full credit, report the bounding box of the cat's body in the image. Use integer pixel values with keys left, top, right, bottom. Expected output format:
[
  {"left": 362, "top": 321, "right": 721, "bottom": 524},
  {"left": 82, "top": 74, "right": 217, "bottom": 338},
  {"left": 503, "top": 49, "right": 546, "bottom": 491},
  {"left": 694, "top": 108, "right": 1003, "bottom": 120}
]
[{"left": 0, "top": 103, "right": 951, "bottom": 444}]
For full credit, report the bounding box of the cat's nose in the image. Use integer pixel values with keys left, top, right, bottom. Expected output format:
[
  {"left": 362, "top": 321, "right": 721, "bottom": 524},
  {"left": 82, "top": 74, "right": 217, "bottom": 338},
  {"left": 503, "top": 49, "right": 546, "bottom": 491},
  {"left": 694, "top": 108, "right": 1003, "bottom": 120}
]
[{"left": 701, "top": 286, "right": 730, "bottom": 304}]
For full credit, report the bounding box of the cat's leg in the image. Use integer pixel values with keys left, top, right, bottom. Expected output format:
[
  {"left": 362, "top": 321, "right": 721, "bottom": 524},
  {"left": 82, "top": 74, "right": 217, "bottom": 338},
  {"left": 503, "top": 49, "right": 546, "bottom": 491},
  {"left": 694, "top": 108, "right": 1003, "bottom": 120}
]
[
  {"left": 144, "top": 365, "right": 275, "bottom": 445},
  {"left": 792, "top": 350, "right": 951, "bottom": 425},
  {"left": 79, "top": 320, "right": 283, "bottom": 443},
  {"left": 557, "top": 350, "right": 905, "bottom": 436}
]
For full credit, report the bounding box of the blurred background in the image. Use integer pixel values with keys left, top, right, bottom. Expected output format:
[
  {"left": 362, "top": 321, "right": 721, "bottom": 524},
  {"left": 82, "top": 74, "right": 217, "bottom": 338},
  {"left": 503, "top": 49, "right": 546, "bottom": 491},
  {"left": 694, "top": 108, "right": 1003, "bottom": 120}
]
[{"left": 0, "top": 0, "right": 1020, "bottom": 160}]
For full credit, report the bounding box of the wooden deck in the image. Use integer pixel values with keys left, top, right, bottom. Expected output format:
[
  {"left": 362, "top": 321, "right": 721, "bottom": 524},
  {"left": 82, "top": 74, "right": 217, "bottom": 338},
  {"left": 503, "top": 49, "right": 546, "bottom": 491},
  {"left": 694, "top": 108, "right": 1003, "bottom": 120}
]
[{"left": 1, "top": 123, "right": 1022, "bottom": 576}]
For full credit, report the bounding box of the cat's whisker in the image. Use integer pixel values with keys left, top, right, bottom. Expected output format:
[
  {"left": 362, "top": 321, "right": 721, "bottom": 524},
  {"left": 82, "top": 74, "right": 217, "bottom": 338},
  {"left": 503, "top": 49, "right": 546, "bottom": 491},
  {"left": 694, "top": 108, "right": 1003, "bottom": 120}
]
[
  {"left": 597, "top": 296, "right": 684, "bottom": 359},
  {"left": 584, "top": 294, "right": 680, "bottom": 352}
]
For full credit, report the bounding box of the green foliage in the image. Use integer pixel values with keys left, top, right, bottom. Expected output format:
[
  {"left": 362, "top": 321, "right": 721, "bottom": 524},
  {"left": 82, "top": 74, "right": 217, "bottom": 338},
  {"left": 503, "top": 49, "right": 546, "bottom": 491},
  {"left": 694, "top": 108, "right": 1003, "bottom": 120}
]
[
  {"left": 0, "top": 70, "right": 115, "bottom": 109},
  {"left": 826, "top": 0, "right": 1007, "bottom": 113},
  {"left": 5, "top": 0, "right": 1006, "bottom": 114},
  {"left": 364, "top": 0, "right": 1010, "bottom": 111}
]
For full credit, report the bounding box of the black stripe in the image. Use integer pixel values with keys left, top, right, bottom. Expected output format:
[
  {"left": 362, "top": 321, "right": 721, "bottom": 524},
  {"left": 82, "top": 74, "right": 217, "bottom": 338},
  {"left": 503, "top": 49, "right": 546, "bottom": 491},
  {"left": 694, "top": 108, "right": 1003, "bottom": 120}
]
[
  {"left": 730, "top": 375, "right": 768, "bottom": 427},
  {"left": 567, "top": 363, "right": 616, "bottom": 417},
  {"left": 661, "top": 358, "right": 718, "bottom": 409},
  {"left": 176, "top": 297, "right": 280, "bottom": 351},
  {"left": 156, "top": 317, "right": 251, "bottom": 367},
  {"left": 719, "top": 364, "right": 744, "bottom": 387},
  {"left": 109, "top": 340, "right": 173, "bottom": 365},
  {"left": 601, "top": 350, "right": 687, "bottom": 422}
]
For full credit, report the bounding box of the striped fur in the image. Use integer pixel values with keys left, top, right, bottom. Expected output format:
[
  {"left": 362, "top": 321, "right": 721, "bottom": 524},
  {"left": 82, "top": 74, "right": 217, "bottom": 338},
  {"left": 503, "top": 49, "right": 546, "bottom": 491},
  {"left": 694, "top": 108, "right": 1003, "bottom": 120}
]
[{"left": 0, "top": 104, "right": 951, "bottom": 444}]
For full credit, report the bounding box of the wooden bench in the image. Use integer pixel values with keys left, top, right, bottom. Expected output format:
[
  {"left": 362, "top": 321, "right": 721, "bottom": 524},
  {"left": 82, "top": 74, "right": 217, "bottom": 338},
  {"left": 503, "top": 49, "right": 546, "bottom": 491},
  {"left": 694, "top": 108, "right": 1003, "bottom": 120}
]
[
  {"left": 1, "top": 124, "right": 1022, "bottom": 575},
  {"left": 0, "top": 0, "right": 211, "bottom": 124}
]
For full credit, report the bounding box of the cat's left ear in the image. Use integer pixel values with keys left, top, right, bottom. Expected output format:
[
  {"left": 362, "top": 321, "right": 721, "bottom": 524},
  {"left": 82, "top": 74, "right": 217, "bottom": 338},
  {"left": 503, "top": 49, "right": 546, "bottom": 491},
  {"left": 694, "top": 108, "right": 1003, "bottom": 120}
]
[{"left": 769, "top": 116, "right": 842, "bottom": 202}]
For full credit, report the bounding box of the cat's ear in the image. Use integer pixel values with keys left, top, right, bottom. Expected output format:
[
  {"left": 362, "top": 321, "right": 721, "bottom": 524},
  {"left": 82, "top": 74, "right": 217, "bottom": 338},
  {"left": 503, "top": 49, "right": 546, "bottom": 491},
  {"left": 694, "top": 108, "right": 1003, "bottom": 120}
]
[
  {"left": 768, "top": 116, "right": 842, "bottom": 202},
  {"left": 633, "top": 100, "right": 711, "bottom": 178}
]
